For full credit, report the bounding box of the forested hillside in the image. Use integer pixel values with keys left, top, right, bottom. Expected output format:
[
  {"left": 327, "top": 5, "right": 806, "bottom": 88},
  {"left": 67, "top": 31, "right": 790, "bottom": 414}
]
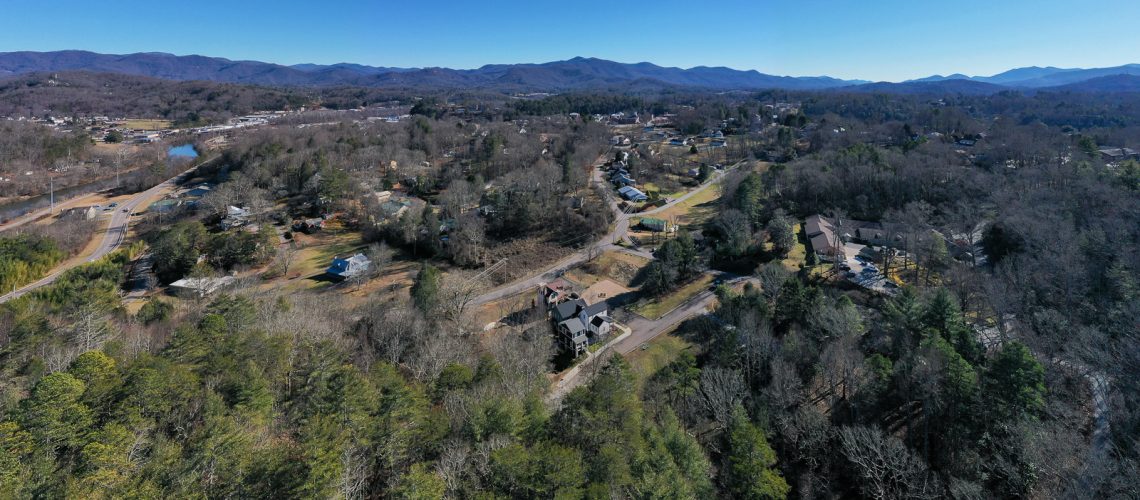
[{"left": 0, "top": 84, "right": 1137, "bottom": 499}]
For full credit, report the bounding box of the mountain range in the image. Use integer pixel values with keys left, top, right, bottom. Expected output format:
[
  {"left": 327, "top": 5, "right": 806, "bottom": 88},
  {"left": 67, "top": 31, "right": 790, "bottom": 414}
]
[
  {"left": 1, "top": 50, "right": 1139, "bottom": 94},
  {"left": 905, "top": 64, "right": 1140, "bottom": 88}
]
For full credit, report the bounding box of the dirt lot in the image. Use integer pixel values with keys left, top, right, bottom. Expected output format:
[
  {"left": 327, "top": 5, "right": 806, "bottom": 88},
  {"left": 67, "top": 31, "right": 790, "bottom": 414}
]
[
  {"left": 486, "top": 236, "right": 575, "bottom": 285},
  {"left": 580, "top": 279, "right": 631, "bottom": 304},
  {"left": 570, "top": 251, "right": 650, "bottom": 288}
]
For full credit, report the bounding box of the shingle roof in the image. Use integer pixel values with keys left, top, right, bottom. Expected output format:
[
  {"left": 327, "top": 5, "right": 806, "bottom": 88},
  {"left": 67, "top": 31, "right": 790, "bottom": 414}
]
[
  {"left": 582, "top": 301, "right": 608, "bottom": 318},
  {"left": 554, "top": 299, "right": 585, "bottom": 322},
  {"left": 559, "top": 318, "right": 587, "bottom": 335}
]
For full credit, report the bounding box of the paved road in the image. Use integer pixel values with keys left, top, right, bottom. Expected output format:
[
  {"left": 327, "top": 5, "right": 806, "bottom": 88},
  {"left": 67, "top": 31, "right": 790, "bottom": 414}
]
[
  {"left": 0, "top": 168, "right": 197, "bottom": 304},
  {"left": 470, "top": 160, "right": 739, "bottom": 307},
  {"left": 613, "top": 275, "right": 753, "bottom": 355}
]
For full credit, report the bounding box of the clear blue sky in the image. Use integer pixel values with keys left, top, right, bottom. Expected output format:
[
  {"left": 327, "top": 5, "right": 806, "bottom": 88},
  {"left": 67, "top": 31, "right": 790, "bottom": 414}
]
[{"left": 2, "top": 0, "right": 1139, "bottom": 82}]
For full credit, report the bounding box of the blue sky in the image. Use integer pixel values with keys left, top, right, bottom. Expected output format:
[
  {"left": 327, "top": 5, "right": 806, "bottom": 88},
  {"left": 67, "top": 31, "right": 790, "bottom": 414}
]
[{"left": 2, "top": 0, "right": 1139, "bottom": 81}]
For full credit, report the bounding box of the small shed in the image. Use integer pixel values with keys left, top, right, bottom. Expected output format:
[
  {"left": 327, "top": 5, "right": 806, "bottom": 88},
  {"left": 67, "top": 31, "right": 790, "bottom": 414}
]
[{"left": 638, "top": 218, "right": 668, "bottom": 232}]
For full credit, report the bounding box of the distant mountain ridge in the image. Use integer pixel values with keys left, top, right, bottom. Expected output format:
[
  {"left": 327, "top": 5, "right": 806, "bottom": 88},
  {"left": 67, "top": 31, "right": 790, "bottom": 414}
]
[
  {"left": 0, "top": 51, "right": 867, "bottom": 91},
  {"left": 906, "top": 64, "right": 1140, "bottom": 88},
  {"left": 1, "top": 50, "right": 1138, "bottom": 94}
]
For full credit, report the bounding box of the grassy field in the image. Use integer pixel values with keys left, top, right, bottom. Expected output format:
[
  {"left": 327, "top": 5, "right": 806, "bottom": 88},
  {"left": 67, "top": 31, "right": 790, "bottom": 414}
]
[
  {"left": 629, "top": 273, "right": 714, "bottom": 320},
  {"left": 626, "top": 333, "right": 696, "bottom": 389},
  {"left": 286, "top": 231, "right": 366, "bottom": 288},
  {"left": 122, "top": 119, "right": 174, "bottom": 130},
  {"left": 652, "top": 181, "right": 721, "bottom": 227},
  {"left": 779, "top": 222, "right": 808, "bottom": 271},
  {"left": 640, "top": 180, "right": 688, "bottom": 200}
]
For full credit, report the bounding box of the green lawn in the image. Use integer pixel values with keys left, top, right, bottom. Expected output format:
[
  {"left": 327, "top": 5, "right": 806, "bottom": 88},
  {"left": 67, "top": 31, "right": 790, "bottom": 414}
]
[
  {"left": 629, "top": 274, "right": 714, "bottom": 320},
  {"left": 626, "top": 334, "right": 695, "bottom": 389},
  {"left": 653, "top": 182, "right": 721, "bottom": 226},
  {"left": 779, "top": 222, "right": 808, "bottom": 271}
]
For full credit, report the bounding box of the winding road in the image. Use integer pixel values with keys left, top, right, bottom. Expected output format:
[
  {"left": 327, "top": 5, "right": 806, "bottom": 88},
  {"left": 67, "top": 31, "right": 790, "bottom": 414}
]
[
  {"left": 471, "top": 159, "right": 740, "bottom": 307},
  {"left": 0, "top": 168, "right": 199, "bottom": 304}
]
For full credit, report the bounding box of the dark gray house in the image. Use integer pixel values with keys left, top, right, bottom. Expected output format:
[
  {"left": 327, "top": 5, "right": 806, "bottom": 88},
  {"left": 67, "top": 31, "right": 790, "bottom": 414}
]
[{"left": 548, "top": 295, "right": 615, "bottom": 356}]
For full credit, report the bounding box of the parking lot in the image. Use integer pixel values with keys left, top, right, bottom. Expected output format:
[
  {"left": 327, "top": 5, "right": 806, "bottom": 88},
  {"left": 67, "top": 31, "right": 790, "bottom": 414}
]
[{"left": 840, "top": 242, "right": 898, "bottom": 295}]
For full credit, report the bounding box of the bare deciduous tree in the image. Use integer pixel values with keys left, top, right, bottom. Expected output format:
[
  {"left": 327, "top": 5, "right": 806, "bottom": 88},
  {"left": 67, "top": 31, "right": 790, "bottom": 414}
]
[
  {"left": 697, "top": 367, "right": 748, "bottom": 429},
  {"left": 839, "top": 425, "right": 941, "bottom": 500}
]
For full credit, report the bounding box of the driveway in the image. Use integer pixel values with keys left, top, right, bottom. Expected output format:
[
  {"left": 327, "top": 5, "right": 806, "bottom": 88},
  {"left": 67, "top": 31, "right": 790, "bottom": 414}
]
[{"left": 840, "top": 241, "right": 897, "bottom": 295}]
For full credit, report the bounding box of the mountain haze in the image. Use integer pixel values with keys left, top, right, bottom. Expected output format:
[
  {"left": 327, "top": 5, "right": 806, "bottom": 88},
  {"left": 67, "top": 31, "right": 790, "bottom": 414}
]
[
  {"left": 2, "top": 50, "right": 1139, "bottom": 94},
  {"left": 908, "top": 64, "right": 1140, "bottom": 88},
  {"left": 0, "top": 51, "right": 866, "bottom": 91}
]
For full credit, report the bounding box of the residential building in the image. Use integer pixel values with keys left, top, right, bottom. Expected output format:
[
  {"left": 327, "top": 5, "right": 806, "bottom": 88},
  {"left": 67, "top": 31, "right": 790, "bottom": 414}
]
[
  {"left": 618, "top": 186, "right": 648, "bottom": 202},
  {"left": 326, "top": 253, "right": 371, "bottom": 280},
  {"left": 805, "top": 214, "right": 844, "bottom": 261},
  {"left": 538, "top": 278, "right": 577, "bottom": 309},
  {"left": 612, "top": 173, "right": 636, "bottom": 186},
  {"left": 168, "top": 276, "right": 236, "bottom": 298},
  {"left": 380, "top": 199, "right": 411, "bottom": 220},
  {"left": 539, "top": 280, "right": 615, "bottom": 356},
  {"left": 550, "top": 297, "right": 614, "bottom": 356},
  {"left": 220, "top": 206, "right": 252, "bottom": 230},
  {"left": 1099, "top": 147, "right": 1140, "bottom": 162},
  {"left": 293, "top": 218, "right": 324, "bottom": 233}
]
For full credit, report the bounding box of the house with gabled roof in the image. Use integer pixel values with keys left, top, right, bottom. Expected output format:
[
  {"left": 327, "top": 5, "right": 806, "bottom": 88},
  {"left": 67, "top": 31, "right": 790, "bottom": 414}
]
[
  {"left": 326, "top": 253, "right": 371, "bottom": 280},
  {"left": 618, "top": 186, "right": 648, "bottom": 202},
  {"left": 540, "top": 281, "right": 615, "bottom": 357}
]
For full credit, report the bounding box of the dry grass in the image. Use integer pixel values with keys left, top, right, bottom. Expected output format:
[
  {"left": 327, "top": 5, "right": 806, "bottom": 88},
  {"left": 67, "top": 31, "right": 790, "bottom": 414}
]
[
  {"left": 485, "top": 237, "right": 574, "bottom": 285},
  {"left": 122, "top": 119, "right": 174, "bottom": 130},
  {"left": 285, "top": 231, "right": 367, "bottom": 287},
  {"left": 651, "top": 182, "right": 722, "bottom": 227},
  {"left": 629, "top": 274, "right": 714, "bottom": 320},
  {"left": 574, "top": 251, "right": 650, "bottom": 288}
]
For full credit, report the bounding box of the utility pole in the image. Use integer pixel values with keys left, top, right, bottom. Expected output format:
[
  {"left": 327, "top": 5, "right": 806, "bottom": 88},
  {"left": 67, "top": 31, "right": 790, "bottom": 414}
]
[{"left": 115, "top": 148, "right": 125, "bottom": 188}]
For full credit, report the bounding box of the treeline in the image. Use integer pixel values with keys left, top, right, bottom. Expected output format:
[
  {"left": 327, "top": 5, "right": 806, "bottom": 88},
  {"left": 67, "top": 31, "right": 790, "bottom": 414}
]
[
  {"left": 0, "top": 71, "right": 310, "bottom": 125},
  {"left": 0, "top": 233, "right": 65, "bottom": 293},
  {"left": 650, "top": 271, "right": 1068, "bottom": 497},
  {"left": 210, "top": 113, "right": 611, "bottom": 268},
  {"left": 0, "top": 217, "right": 100, "bottom": 292},
  {"left": 512, "top": 93, "right": 653, "bottom": 116},
  {"left": 147, "top": 220, "right": 274, "bottom": 284},
  {"left": 0, "top": 250, "right": 722, "bottom": 498},
  {"left": 0, "top": 249, "right": 132, "bottom": 384}
]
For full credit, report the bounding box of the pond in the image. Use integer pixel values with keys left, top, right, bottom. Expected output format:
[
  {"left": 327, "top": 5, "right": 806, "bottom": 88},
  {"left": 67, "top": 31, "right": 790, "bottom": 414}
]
[{"left": 167, "top": 144, "right": 199, "bottom": 158}]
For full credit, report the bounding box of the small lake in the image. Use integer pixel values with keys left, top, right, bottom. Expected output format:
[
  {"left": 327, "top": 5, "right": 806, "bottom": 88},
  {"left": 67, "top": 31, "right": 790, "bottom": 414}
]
[{"left": 167, "top": 144, "right": 199, "bottom": 158}]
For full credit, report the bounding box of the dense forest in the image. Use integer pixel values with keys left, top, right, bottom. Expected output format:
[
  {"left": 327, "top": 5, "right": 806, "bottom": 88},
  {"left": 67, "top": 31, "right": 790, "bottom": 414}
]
[{"left": 0, "top": 81, "right": 1138, "bottom": 499}]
